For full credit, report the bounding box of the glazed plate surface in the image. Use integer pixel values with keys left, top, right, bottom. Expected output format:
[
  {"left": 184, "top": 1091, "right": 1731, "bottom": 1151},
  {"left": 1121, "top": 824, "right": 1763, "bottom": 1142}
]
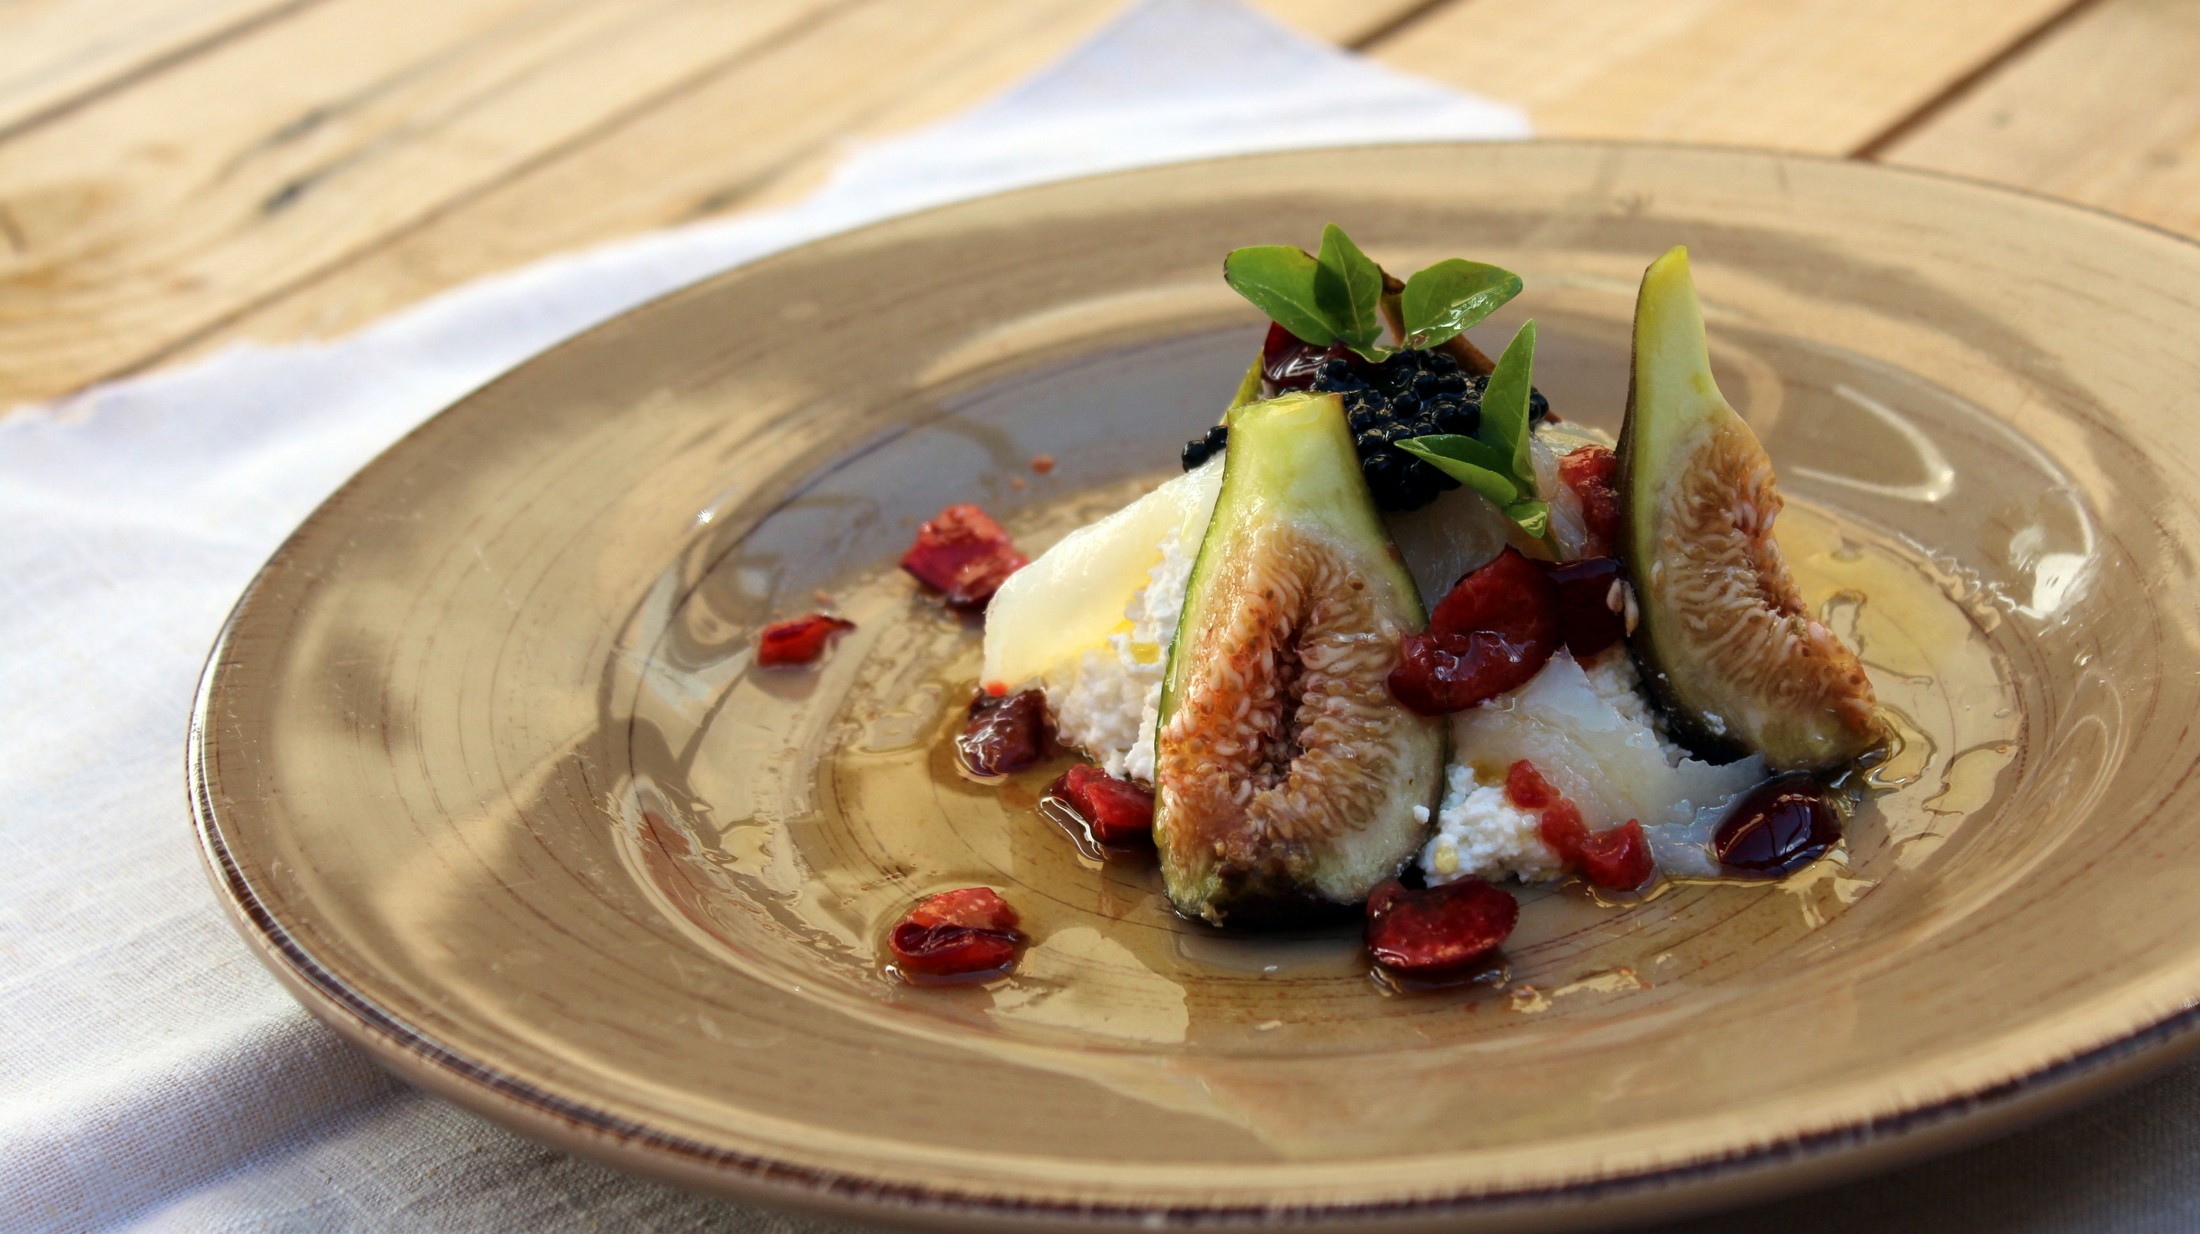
[{"left": 191, "top": 143, "right": 2200, "bottom": 1231}]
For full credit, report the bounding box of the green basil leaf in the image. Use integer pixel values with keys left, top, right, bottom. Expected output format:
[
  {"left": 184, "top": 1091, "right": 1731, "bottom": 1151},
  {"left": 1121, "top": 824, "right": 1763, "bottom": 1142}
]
[
  {"left": 1480, "top": 319, "right": 1539, "bottom": 486},
  {"left": 1313, "top": 224, "right": 1387, "bottom": 355},
  {"left": 1395, "top": 436, "right": 1519, "bottom": 507},
  {"left": 1505, "top": 500, "right": 1550, "bottom": 539},
  {"left": 1400, "top": 259, "right": 1523, "bottom": 350},
  {"left": 1223, "top": 246, "right": 1336, "bottom": 346},
  {"left": 1397, "top": 432, "right": 1511, "bottom": 474}
]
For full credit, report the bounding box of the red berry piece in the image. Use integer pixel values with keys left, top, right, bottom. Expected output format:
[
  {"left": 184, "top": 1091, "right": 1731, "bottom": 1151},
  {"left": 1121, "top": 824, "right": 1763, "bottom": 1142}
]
[
  {"left": 1504, "top": 759, "right": 1558, "bottom": 810},
  {"left": 955, "top": 689, "right": 1049, "bottom": 778},
  {"left": 900, "top": 504, "right": 1029, "bottom": 610},
  {"left": 888, "top": 887, "right": 1024, "bottom": 981},
  {"left": 1558, "top": 445, "right": 1621, "bottom": 556},
  {"left": 1536, "top": 797, "right": 1591, "bottom": 865},
  {"left": 755, "top": 613, "right": 855, "bottom": 667},
  {"left": 1576, "top": 819, "right": 1654, "bottom": 890},
  {"left": 1365, "top": 878, "right": 1520, "bottom": 979},
  {"left": 1425, "top": 546, "right": 1555, "bottom": 636},
  {"left": 1541, "top": 557, "right": 1628, "bottom": 659},
  {"left": 1387, "top": 547, "right": 1560, "bottom": 715},
  {"left": 1512, "top": 760, "right": 1655, "bottom": 890},
  {"left": 1714, "top": 773, "right": 1841, "bottom": 876},
  {"left": 1048, "top": 763, "right": 1155, "bottom": 845},
  {"left": 1260, "top": 321, "right": 1357, "bottom": 393}
]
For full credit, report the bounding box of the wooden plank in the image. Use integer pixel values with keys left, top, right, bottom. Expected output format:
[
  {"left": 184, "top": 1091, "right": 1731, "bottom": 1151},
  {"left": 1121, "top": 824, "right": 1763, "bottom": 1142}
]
[
  {"left": 0, "top": 0, "right": 311, "bottom": 136},
  {"left": 1875, "top": 0, "right": 2200, "bottom": 240},
  {"left": 1371, "top": 0, "right": 2077, "bottom": 154},
  {"left": 97, "top": 0, "right": 1436, "bottom": 379},
  {"left": 172, "top": 0, "right": 1123, "bottom": 349},
  {"left": 0, "top": 0, "right": 840, "bottom": 405}
]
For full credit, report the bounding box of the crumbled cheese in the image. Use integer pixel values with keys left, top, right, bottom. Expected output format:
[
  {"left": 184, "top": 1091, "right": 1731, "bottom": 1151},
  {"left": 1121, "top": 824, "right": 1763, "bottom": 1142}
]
[
  {"left": 1581, "top": 649, "right": 1690, "bottom": 766},
  {"left": 1043, "top": 523, "right": 1197, "bottom": 783},
  {"left": 1421, "top": 647, "right": 1766, "bottom": 885},
  {"left": 1418, "top": 770, "right": 1564, "bottom": 886}
]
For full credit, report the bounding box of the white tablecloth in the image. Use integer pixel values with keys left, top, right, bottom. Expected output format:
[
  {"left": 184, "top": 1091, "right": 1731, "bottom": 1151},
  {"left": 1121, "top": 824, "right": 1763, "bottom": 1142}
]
[{"left": 4, "top": 2, "right": 2197, "bottom": 1231}]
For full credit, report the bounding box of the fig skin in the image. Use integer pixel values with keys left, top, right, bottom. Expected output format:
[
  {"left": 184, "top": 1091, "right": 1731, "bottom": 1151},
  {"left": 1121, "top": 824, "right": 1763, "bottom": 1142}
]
[
  {"left": 1617, "top": 248, "right": 1883, "bottom": 771},
  {"left": 1152, "top": 392, "right": 1443, "bottom": 928}
]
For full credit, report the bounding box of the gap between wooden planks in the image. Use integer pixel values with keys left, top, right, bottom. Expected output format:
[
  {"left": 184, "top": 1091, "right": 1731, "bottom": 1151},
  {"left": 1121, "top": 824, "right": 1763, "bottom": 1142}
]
[
  {"left": 0, "top": 0, "right": 2169, "bottom": 407},
  {"left": 1871, "top": 0, "right": 2200, "bottom": 242}
]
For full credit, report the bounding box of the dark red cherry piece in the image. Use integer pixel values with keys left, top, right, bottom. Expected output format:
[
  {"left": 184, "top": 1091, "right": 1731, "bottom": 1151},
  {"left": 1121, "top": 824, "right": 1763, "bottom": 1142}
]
[
  {"left": 888, "top": 888, "right": 1024, "bottom": 981},
  {"left": 900, "top": 503, "right": 1028, "bottom": 610},
  {"left": 1365, "top": 878, "right": 1520, "bottom": 978},
  {"left": 1387, "top": 547, "right": 1560, "bottom": 715},
  {"left": 1259, "top": 321, "right": 1356, "bottom": 393},
  {"left": 1713, "top": 773, "right": 1841, "bottom": 875},
  {"left": 956, "top": 689, "right": 1049, "bottom": 778},
  {"left": 1541, "top": 557, "right": 1628, "bottom": 659}
]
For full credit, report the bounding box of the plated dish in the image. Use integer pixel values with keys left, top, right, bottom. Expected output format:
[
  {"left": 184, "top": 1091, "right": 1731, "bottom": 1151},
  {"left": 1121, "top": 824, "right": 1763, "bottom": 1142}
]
[
  {"left": 844, "top": 229, "right": 1888, "bottom": 986},
  {"left": 191, "top": 144, "right": 2200, "bottom": 1232}
]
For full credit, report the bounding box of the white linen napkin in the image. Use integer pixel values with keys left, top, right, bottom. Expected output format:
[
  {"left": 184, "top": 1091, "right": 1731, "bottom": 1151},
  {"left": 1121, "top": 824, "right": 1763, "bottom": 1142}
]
[{"left": 0, "top": 3, "right": 1527, "bottom": 1231}]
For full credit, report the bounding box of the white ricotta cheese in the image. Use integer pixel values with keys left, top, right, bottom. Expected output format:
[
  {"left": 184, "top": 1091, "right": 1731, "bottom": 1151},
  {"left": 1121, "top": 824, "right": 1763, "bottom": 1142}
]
[
  {"left": 1418, "top": 769, "right": 1564, "bottom": 886},
  {"left": 1420, "top": 647, "right": 1767, "bottom": 884},
  {"left": 1043, "top": 521, "right": 1197, "bottom": 783}
]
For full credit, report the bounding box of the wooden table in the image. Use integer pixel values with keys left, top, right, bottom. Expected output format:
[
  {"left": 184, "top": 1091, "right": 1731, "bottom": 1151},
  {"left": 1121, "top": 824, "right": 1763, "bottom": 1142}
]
[{"left": 0, "top": 0, "right": 2184, "bottom": 409}]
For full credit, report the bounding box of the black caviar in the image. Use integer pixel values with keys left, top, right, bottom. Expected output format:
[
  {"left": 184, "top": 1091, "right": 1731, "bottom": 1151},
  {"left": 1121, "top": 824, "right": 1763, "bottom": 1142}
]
[
  {"left": 1179, "top": 423, "right": 1230, "bottom": 471},
  {"left": 1180, "top": 332, "right": 1552, "bottom": 512}
]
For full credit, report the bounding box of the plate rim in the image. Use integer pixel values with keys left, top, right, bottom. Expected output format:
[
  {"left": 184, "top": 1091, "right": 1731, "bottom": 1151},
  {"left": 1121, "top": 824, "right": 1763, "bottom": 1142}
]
[{"left": 188, "top": 137, "right": 2200, "bottom": 1229}]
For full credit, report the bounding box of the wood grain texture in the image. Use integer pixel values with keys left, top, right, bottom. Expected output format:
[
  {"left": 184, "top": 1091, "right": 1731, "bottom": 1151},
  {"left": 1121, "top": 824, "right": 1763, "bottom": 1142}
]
[
  {"left": 1877, "top": 0, "right": 2200, "bottom": 240},
  {"left": 1374, "top": 0, "right": 2080, "bottom": 154},
  {"left": 0, "top": 0, "right": 1437, "bottom": 405},
  {"left": 164, "top": 0, "right": 1142, "bottom": 353},
  {"left": 0, "top": 0, "right": 843, "bottom": 402},
  {"left": 0, "top": 0, "right": 313, "bottom": 135}
]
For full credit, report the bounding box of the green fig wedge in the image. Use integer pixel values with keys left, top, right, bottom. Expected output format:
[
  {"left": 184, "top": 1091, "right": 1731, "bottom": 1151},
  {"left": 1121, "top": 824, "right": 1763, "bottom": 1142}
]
[
  {"left": 1618, "top": 247, "right": 1882, "bottom": 771},
  {"left": 1153, "top": 391, "right": 1442, "bottom": 927}
]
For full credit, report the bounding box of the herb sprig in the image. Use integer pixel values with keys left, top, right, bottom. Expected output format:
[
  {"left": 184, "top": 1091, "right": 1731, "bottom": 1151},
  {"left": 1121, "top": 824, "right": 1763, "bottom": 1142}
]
[
  {"left": 1396, "top": 320, "right": 1548, "bottom": 538},
  {"left": 1221, "top": 225, "right": 1522, "bottom": 361},
  {"left": 1221, "top": 225, "right": 1546, "bottom": 537}
]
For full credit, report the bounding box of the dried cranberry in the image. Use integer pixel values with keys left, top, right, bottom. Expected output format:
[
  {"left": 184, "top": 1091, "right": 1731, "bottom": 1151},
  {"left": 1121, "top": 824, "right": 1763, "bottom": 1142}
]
[
  {"left": 956, "top": 689, "right": 1049, "bottom": 778},
  {"left": 888, "top": 887, "right": 1023, "bottom": 981},
  {"left": 1514, "top": 760, "right": 1654, "bottom": 891},
  {"left": 755, "top": 613, "right": 855, "bottom": 667},
  {"left": 1536, "top": 796, "right": 1591, "bottom": 863},
  {"left": 1260, "top": 321, "right": 1356, "bottom": 393},
  {"left": 1387, "top": 547, "right": 1559, "bottom": 715},
  {"left": 1389, "top": 634, "right": 1541, "bottom": 717},
  {"left": 1541, "top": 557, "right": 1628, "bottom": 658},
  {"left": 900, "top": 504, "right": 1028, "bottom": 610},
  {"left": 1577, "top": 819, "right": 1654, "bottom": 890},
  {"left": 1047, "top": 763, "right": 1154, "bottom": 845},
  {"left": 1558, "top": 445, "right": 1621, "bottom": 556},
  {"left": 1505, "top": 759, "right": 1558, "bottom": 811},
  {"left": 1713, "top": 773, "right": 1841, "bottom": 876},
  {"left": 1365, "top": 877, "right": 1519, "bottom": 978}
]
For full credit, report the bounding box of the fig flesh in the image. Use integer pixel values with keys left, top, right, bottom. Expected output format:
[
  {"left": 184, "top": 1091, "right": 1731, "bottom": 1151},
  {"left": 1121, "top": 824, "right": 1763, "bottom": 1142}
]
[
  {"left": 1153, "top": 392, "right": 1443, "bottom": 927},
  {"left": 1618, "top": 248, "right": 1881, "bottom": 770}
]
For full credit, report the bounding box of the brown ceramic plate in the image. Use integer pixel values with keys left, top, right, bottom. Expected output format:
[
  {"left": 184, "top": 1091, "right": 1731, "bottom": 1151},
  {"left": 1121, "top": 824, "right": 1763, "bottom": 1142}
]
[{"left": 191, "top": 143, "right": 2200, "bottom": 1231}]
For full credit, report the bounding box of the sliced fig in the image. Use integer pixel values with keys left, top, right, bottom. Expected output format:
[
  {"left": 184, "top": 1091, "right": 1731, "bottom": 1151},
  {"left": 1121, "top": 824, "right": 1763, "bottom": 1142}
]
[
  {"left": 1153, "top": 391, "right": 1443, "bottom": 927},
  {"left": 1618, "top": 248, "right": 1882, "bottom": 771}
]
